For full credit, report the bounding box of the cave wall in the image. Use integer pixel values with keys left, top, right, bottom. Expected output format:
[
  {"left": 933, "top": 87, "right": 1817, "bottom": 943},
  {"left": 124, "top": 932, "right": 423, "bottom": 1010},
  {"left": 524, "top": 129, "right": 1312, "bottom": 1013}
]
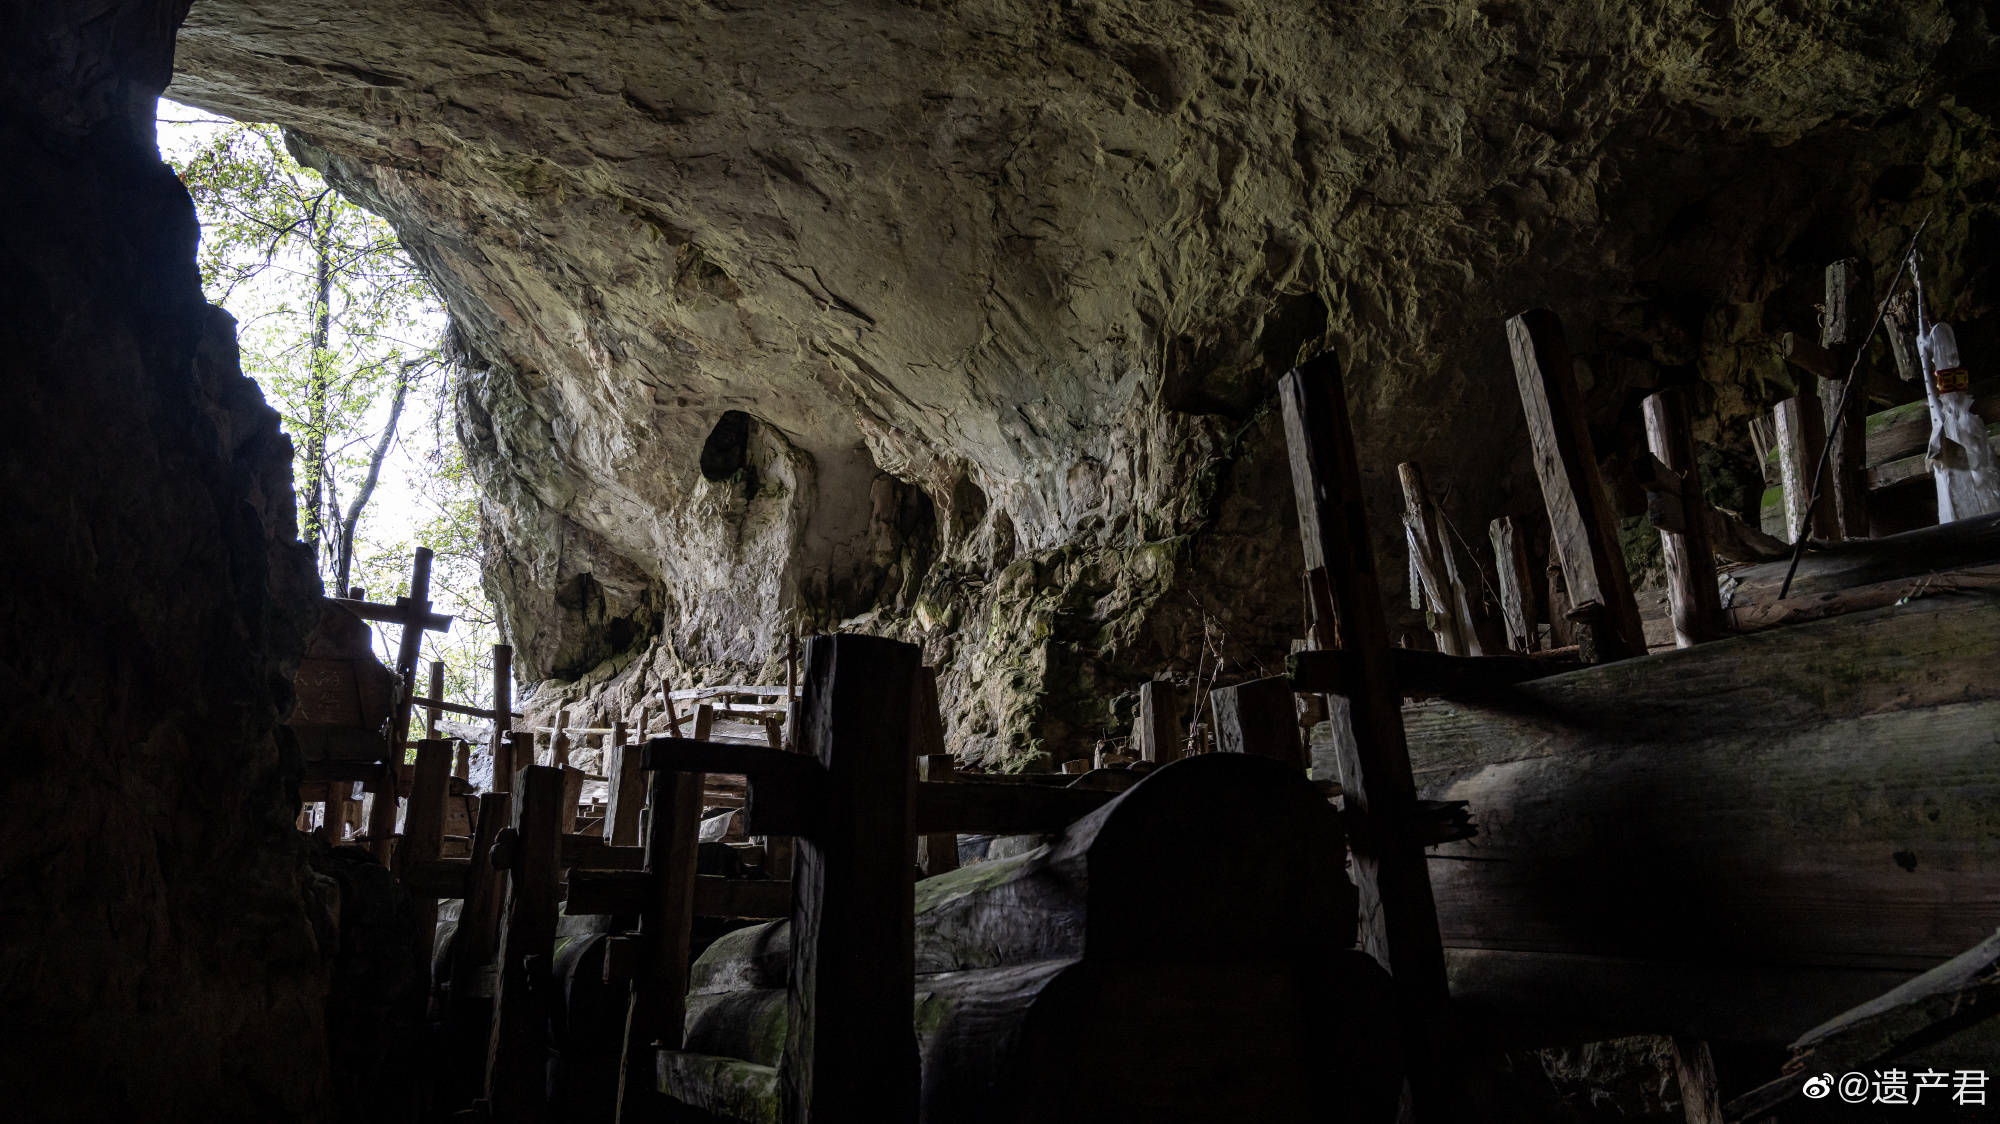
[
  {"left": 0, "top": 2, "right": 333, "bottom": 1119},
  {"left": 170, "top": 1, "right": 2000, "bottom": 766}
]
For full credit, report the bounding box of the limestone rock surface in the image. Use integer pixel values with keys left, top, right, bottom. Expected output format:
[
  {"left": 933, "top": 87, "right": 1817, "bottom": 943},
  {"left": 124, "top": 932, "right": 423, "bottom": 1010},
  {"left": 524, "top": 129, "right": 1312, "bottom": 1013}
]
[{"left": 171, "top": 0, "right": 2000, "bottom": 763}]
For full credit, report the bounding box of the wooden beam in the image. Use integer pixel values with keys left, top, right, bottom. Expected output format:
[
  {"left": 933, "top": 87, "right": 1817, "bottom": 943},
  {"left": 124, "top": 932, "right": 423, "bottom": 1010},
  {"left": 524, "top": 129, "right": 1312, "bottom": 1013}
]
[
  {"left": 490, "top": 644, "right": 513, "bottom": 790},
  {"left": 485, "top": 765, "right": 564, "bottom": 1123},
  {"left": 613, "top": 745, "right": 705, "bottom": 1122},
  {"left": 1726, "top": 563, "right": 2000, "bottom": 633},
  {"left": 1278, "top": 352, "right": 1453, "bottom": 1115},
  {"left": 1819, "top": 258, "right": 1874, "bottom": 540},
  {"left": 327, "top": 595, "right": 452, "bottom": 632},
  {"left": 1505, "top": 310, "right": 1646, "bottom": 661},
  {"left": 1773, "top": 394, "right": 1834, "bottom": 543},
  {"left": 1643, "top": 389, "right": 1723, "bottom": 646},
  {"left": 1488, "top": 517, "right": 1536, "bottom": 653},
  {"left": 567, "top": 870, "right": 794, "bottom": 920},
  {"left": 1209, "top": 676, "right": 1304, "bottom": 769},
  {"left": 408, "top": 694, "right": 523, "bottom": 722},
  {"left": 424, "top": 661, "right": 444, "bottom": 740},
  {"left": 1399, "top": 463, "right": 1468, "bottom": 656},
  {"left": 1672, "top": 1038, "right": 1725, "bottom": 1124},
  {"left": 781, "top": 635, "right": 922, "bottom": 1124},
  {"left": 401, "top": 739, "right": 453, "bottom": 958}
]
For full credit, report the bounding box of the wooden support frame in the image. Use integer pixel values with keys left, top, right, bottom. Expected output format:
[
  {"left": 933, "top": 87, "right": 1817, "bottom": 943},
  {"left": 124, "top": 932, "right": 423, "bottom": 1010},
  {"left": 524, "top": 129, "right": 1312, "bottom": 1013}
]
[
  {"left": 1774, "top": 393, "right": 1835, "bottom": 544},
  {"left": 1643, "top": 388, "right": 1723, "bottom": 646},
  {"left": 1398, "top": 462, "right": 1480, "bottom": 656},
  {"left": 1279, "top": 351, "right": 1454, "bottom": 1117},
  {"left": 1819, "top": 257, "right": 1873, "bottom": 540},
  {"left": 1506, "top": 310, "right": 1647, "bottom": 661},
  {"left": 491, "top": 644, "right": 514, "bottom": 791}
]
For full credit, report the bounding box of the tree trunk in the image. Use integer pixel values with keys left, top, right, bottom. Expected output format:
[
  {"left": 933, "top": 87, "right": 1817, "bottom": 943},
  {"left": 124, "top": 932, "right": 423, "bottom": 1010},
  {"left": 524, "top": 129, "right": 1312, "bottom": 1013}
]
[
  {"left": 333, "top": 359, "right": 413, "bottom": 595},
  {"left": 302, "top": 196, "right": 335, "bottom": 564}
]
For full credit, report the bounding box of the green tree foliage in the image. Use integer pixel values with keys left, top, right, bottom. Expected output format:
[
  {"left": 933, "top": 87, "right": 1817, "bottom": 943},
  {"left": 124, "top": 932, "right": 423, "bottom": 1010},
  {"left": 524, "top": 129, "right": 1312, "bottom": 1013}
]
[{"left": 162, "top": 103, "right": 502, "bottom": 714}]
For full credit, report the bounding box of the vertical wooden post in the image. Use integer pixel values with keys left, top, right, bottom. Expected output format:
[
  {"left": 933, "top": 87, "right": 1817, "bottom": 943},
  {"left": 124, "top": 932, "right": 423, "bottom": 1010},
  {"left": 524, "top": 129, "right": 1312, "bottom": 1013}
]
[
  {"left": 917, "top": 756, "right": 959, "bottom": 877},
  {"left": 1820, "top": 258, "right": 1873, "bottom": 540},
  {"left": 1279, "top": 352, "right": 1453, "bottom": 1117},
  {"left": 1488, "top": 517, "right": 1537, "bottom": 653},
  {"left": 1773, "top": 394, "right": 1832, "bottom": 544},
  {"left": 491, "top": 644, "right": 513, "bottom": 790},
  {"left": 613, "top": 728, "right": 706, "bottom": 1124},
  {"left": 781, "top": 635, "right": 921, "bottom": 1124},
  {"left": 402, "top": 738, "right": 453, "bottom": 960},
  {"left": 424, "top": 660, "right": 444, "bottom": 740},
  {"left": 365, "top": 762, "right": 401, "bottom": 867},
  {"left": 1398, "top": 463, "right": 1473, "bottom": 656},
  {"left": 606, "top": 727, "right": 645, "bottom": 847},
  {"left": 1505, "top": 310, "right": 1646, "bottom": 661},
  {"left": 551, "top": 707, "right": 573, "bottom": 769},
  {"left": 1209, "top": 677, "right": 1304, "bottom": 769},
  {"left": 1672, "top": 1038, "right": 1726, "bottom": 1124},
  {"left": 1132, "top": 680, "right": 1183, "bottom": 764},
  {"left": 448, "top": 789, "right": 511, "bottom": 1105},
  {"left": 486, "top": 765, "right": 564, "bottom": 1124},
  {"left": 319, "top": 787, "right": 353, "bottom": 845},
  {"left": 1643, "top": 390, "right": 1723, "bottom": 646}
]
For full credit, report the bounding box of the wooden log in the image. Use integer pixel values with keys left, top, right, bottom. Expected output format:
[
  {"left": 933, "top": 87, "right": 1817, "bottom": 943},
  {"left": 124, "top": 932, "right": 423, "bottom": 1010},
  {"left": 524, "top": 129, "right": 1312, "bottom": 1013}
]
[
  {"left": 1407, "top": 596, "right": 2000, "bottom": 1046},
  {"left": 782, "top": 634, "right": 922, "bottom": 1124},
  {"left": 917, "top": 755, "right": 959, "bottom": 877},
  {"left": 1819, "top": 258, "right": 1873, "bottom": 540},
  {"left": 1773, "top": 394, "right": 1834, "bottom": 544},
  {"left": 1718, "top": 509, "right": 2000, "bottom": 607},
  {"left": 1132, "top": 680, "right": 1182, "bottom": 764},
  {"left": 1209, "top": 677, "right": 1303, "bottom": 769},
  {"left": 1505, "top": 310, "right": 1646, "bottom": 661},
  {"left": 1488, "top": 517, "right": 1536, "bottom": 653},
  {"left": 1671, "top": 1039, "right": 1724, "bottom": 1124},
  {"left": 1399, "top": 463, "right": 1468, "bottom": 656},
  {"left": 1279, "top": 352, "right": 1452, "bottom": 1116},
  {"left": 388, "top": 547, "right": 435, "bottom": 753},
  {"left": 486, "top": 766, "right": 564, "bottom": 1123},
  {"left": 1642, "top": 389, "right": 1722, "bottom": 646},
  {"left": 1725, "top": 563, "right": 2000, "bottom": 632}
]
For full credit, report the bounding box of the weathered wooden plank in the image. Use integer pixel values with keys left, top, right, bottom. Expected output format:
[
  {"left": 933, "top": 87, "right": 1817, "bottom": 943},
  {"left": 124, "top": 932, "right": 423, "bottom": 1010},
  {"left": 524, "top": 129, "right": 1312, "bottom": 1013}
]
[
  {"left": 782, "top": 635, "right": 921, "bottom": 1124},
  {"left": 614, "top": 749, "right": 706, "bottom": 1122},
  {"left": 1672, "top": 1038, "right": 1724, "bottom": 1124},
  {"left": 1726, "top": 563, "right": 2000, "bottom": 632},
  {"left": 1132, "top": 680, "right": 1182, "bottom": 764},
  {"left": 1642, "top": 389, "right": 1722, "bottom": 646},
  {"left": 1505, "top": 310, "right": 1646, "bottom": 660},
  {"left": 424, "top": 661, "right": 444, "bottom": 740},
  {"left": 1719, "top": 509, "right": 2000, "bottom": 606},
  {"left": 486, "top": 765, "right": 564, "bottom": 1123},
  {"left": 1209, "top": 676, "right": 1303, "bottom": 769},
  {"left": 1773, "top": 394, "right": 1834, "bottom": 544},
  {"left": 1399, "top": 462, "right": 1468, "bottom": 656},
  {"left": 1279, "top": 352, "right": 1452, "bottom": 1117},
  {"left": 1406, "top": 597, "right": 2000, "bottom": 1045},
  {"left": 326, "top": 595, "right": 452, "bottom": 631},
  {"left": 1488, "top": 517, "right": 1536, "bottom": 653},
  {"left": 605, "top": 737, "right": 646, "bottom": 847},
  {"left": 401, "top": 739, "right": 453, "bottom": 957}
]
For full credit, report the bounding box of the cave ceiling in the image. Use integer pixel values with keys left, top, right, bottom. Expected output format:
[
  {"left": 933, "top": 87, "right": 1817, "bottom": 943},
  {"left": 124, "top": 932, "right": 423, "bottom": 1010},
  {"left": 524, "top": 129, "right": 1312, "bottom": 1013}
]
[{"left": 170, "top": 0, "right": 2000, "bottom": 763}]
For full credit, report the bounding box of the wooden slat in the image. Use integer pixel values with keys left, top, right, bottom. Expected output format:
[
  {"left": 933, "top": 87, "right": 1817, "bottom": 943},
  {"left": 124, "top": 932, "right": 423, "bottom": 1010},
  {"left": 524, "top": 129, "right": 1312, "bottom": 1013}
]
[
  {"left": 486, "top": 765, "right": 563, "bottom": 1122},
  {"left": 1488, "top": 516, "right": 1536, "bottom": 653},
  {"left": 782, "top": 635, "right": 921, "bottom": 1124},
  {"left": 912, "top": 779, "right": 1113, "bottom": 834},
  {"left": 1643, "top": 389, "right": 1723, "bottom": 646},
  {"left": 1209, "top": 676, "right": 1303, "bottom": 768},
  {"left": 1506, "top": 310, "right": 1646, "bottom": 660},
  {"left": 1278, "top": 352, "right": 1451, "bottom": 1116}
]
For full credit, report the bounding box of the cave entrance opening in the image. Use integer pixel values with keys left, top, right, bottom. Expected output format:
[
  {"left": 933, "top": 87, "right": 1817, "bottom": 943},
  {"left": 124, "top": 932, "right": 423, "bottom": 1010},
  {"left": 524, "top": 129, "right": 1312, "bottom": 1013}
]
[{"left": 156, "top": 96, "right": 508, "bottom": 723}]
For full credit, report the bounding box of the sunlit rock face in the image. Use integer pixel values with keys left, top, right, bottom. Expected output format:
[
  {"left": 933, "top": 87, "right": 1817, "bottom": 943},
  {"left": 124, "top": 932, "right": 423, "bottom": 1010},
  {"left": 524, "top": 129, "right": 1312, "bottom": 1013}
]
[{"left": 174, "top": 1, "right": 2000, "bottom": 764}]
